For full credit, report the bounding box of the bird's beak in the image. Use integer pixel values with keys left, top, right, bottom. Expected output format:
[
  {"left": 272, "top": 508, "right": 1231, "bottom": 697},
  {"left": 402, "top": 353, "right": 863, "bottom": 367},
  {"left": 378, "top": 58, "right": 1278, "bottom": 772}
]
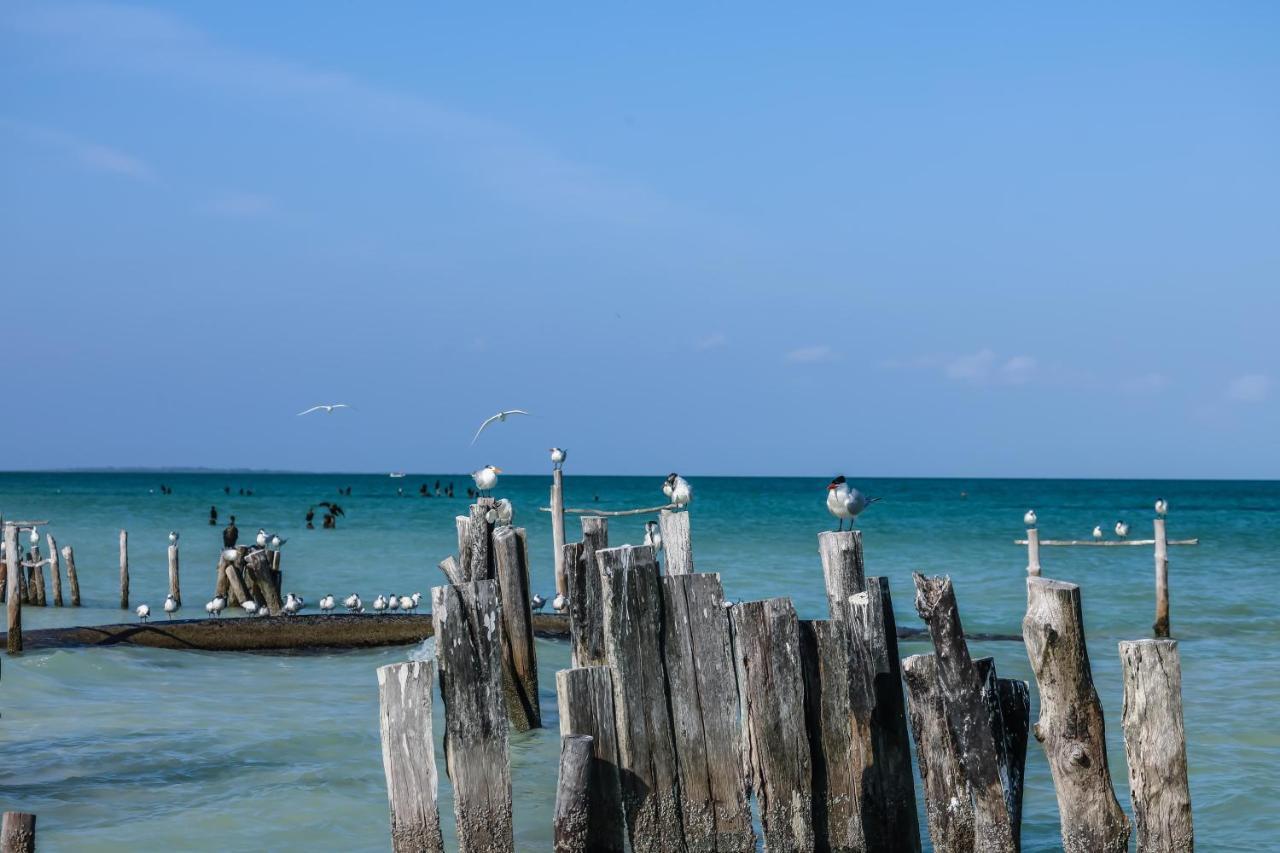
[
  {"left": 827, "top": 483, "right": 838, "bottom": 490},
  {"left": 493, "top": 467, "right": 503, "bottom": 473}
]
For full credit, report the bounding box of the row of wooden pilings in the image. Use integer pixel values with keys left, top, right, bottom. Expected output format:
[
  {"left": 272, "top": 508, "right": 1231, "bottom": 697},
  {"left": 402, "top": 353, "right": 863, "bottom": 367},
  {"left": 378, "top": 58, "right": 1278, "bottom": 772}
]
[{"left": 378, "top": 499, "right": 1193, "bottom": 853}]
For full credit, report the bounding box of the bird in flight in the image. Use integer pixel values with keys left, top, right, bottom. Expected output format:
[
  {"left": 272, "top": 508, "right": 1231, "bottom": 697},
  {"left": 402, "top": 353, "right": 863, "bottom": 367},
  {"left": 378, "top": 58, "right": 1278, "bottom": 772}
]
[
  {"left": 297, "top": 403, "right": 351, "bottom": 416},
  {"left": 471, "top": 409, "right": 530, "bottom": 444}
]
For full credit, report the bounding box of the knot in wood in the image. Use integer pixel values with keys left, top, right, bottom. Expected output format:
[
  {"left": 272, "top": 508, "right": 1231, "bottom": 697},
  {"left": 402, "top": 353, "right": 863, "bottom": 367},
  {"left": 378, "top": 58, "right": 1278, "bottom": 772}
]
[
  {"left": 1033, "top": 723, "right": 1045, "bottom": 743},
  {"left": 1067, "top": 743, "right": 1089, "bottom": 767}
]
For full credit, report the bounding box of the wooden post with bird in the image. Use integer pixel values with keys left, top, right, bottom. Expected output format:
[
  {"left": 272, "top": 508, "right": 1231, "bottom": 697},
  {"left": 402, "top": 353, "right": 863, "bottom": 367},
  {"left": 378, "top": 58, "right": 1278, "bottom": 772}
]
[
  {"left": 1023, "top": 577, "right": 1130, "bottom": 852},
  {"left": 492, "top": 526, "right": 541, "bottom": 730},
  {"left": 46, "top": 534, "right": 63, "bottom": 607},
  {"left": 660, "top": 572, "right": 755, "bottom": 851},
  {"left": 552, "top": 734, "right": 595, "bottom": 853},
  {"left": 0, "top": 812, "right": 36, "bottom": 853},
  {"left": 818, "top": 530, "right": 865, "bottom": 619},
  {"left": 118, "top": 529, "right": 129, "bottom": 609},
  {"left": 657, "top": 508, "right": 693, "bottom": 575},
  {"left": 377, "top": 659, "right": 446, "bottom": 853},
  {"left": 459, "top": 501, "right": 496, "bottom": 583},
  {"left": 551, "top": 466, "right": 568, "bottom": 606},
  {"left": 432, "top": 579, "right": 514, "bottom": 853},
  {"left": 566, "top": 516, "right": 608, "bottom": 668},
  {"left": 5, "top": 524, "right": 21, "bottom": 654},
  {"left": 62, "top": 544, "right": 80, "bottom": 606},
  {"left": 1118, "top": 639, "right": 1193, "bottom": 853},
  {"left": 168, "top": 539, "right": 181, "bottom": 607},
  {"left": 555, "top": 666, "right": 626, "bottom": 853}
]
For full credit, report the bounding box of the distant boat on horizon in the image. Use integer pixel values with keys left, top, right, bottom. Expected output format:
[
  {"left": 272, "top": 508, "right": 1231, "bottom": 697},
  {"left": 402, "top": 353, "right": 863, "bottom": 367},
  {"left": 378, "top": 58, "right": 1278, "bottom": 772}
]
[{"left": 389, "top": 472, "right": 406, "bottom": 478}]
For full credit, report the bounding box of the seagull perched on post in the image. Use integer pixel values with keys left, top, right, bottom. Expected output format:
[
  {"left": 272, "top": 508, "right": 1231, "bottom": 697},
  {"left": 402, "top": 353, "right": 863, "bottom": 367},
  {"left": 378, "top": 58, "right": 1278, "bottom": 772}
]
[
  {"left": 256, "top": 529, "right": 269, "bottom": 548},
  {"left": 1024, "top": 510, "right": 1037, "bottom": 528},
  {"left": 471, "top": 409, "right": 530, "bottom": 444},
  {"left": 136, "top": 603, "right": 151, "bottom": 622},
  {"left": 1093, "top": 525, "right": 1104, "bottom": 541},
  {"left": 269, "top": 534, "right": 286, "bottom": 550},
  {"left": 550, "top": 447, "right": 567, "bottom": 470},
  {"left": 169, "top": 531, "right": 180, "bottom": 544},
  {"left": 826, "top": 476, "right": 880, "bottom": 531},
  {"left": 1154, "top": 498, "right": 1168, "bottom": 517},
  {"left": 472, "top": 465, "right": 501, "bottom": 497},
  {"left": 1115, "top": 520, "right": 1130, "bottom": 539},
  {"left": 28, "top": 528, "right": 40, "bottom": 545},
  {"left": 644, "top": 520, "right": 663, "bottom": 552},
  {"left": 297, "top": 403, "right": 351, "bottom": 416},
  {"left": 663, "top": 474, "right": 692, "bottom": 508}
]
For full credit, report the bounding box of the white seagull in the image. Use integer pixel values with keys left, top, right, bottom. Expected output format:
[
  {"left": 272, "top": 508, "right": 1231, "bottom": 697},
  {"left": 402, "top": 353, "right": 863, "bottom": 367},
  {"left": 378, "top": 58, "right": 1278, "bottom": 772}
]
[
  {"left": 472, "top": 465, "right": 501, "bottom": 497},
  {"left": 319, "top": 594, "right": 335, "bottom": 614},
  {"left": 163, "top": 594, "right": 179, "bottom": 619},
  {"left": 1115, "top": 520, "right": 1130, "bottom": 539},
  {"left": 169, "top": 530, "right": 180, "bottom": 544},
  {"left": 409, "top": 592, "right": 422, "bottom": 611},
  {"left": 531, "top": 593, "right": 547, "bottom": 612},
  {"left": 206, "top": 595, "right": 226, "bottom": 618},
  {"left": 553, "top": 593, "right": 568, "bottom": 612},
  {"left": 1024, "top": 509, "right": 1037, "bottom": 528},
  {"left": 663, "top": 473, "right": 692, "bottom": 508},
  {"left": 29, "top": 528, "right": 40, "bottom": 545},
  {"left": 471, "top": 409, "right": 530, "bottom": 445},
  {"left": 270, "top": 534, "right": 286, "bottom": 549},
  {"left": 256, "top": 529, "right": 269, "bottom": 548},
  {"left": 136, "top": 603, "right": 151, "bottom": 622},
  {"left": 1154, "top": 498, "right": 1169, "bottom": 517},
  {"left": 494, "top": 498, "right": 514, "bottom": 527},
  {"left": 283, "top": 593, "right": 303, "bottom": 615},
  {"left": 550, "top": 447, "right": 567, "bottom": 470},
  {"left": 1093, "top": 525, "right": 1104, "bottom": 541},
  {"left": 343, "top": 593, "right": 362, "bottom": 613},
  {"left": 644, "top": 520, "right": 663, "bottom": 552},
  {"left": 241, "top": 600, "right": 258, "bottom": 614},
  {"left": 373, "top": 594, "right": 389, "bottom": 613},
  {"left": 297, "top": 403, "right": 351, "bottom": 416},
  {"left": 826, "top": 476, "right": 880, "bottom": 531},
  {"left": 388, "top": 594, "right": 400, "bottom": 611}
]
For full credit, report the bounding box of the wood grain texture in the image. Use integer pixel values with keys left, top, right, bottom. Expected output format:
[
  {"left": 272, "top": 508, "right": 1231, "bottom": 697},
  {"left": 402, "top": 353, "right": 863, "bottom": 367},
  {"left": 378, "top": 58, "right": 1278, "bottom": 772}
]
[
  {"left": 551, "top": 469, "right": 568, "bottom": 597},
  {"left": 818, "top": 531, "right": 865, "bottom": 621},
  {"left": 1119, "top": 639, "right": 1193, "bottom": 853},
  {"left": 459, "top": 502, "right": 496, "bottom": 583},
  {"left": 567, "top": 517, "right": 609, "bottom": 668},
  {"left": 556, "top": 666, "right": 626, "bottom": 853},
  {"left": 377, "top": 660, "right": 446, "bottom": 853},
  {"left": 5, "top": 525, "right": 21, "bottom": 654},
  {"left": 168, "top": 543, "right": 181, "bottom": 606},
  {"left": 62, "top": 544, "right": 80, "bottom": 607},
  {"left": 119, "top": 529, "right": 129, "bottom": 609},
  {"left": 1, "top": 811, "right": 36, "bottom": 853},
  {"left": 1153, "top": 519, "right": 1170, "bottom": 638},
  {"left": 902, "top": 653, "right": 973, "bottom": 853},
  {"left": 1023, "top": 577, "right": 1129, "bottom": 853},
  {"left": 47, "top": 534, "right": 63, "bottom": 607},
  {"left": 553, "top": 735, "right": 595, "bottom": 853},
  {"left": 492, "top": 526, "right": 541, "bottom": 730},
  {"left": 658, "top": 509, "right": 694, "bottom": 576}
]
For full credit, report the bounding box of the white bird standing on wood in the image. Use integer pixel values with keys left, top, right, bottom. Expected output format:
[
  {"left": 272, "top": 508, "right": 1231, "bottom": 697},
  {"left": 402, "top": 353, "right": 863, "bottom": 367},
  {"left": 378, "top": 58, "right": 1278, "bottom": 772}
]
[
  {"left": 136, "top": 603, "right": 151, "bottom": 622},
  {"left": 270, "top": 534, "right": 286, "bottom": 549},
  {"left": 241, "top": 600, "right": 258, "bottom": 614},
  {"left": 644, "top": 520, "right": 663, "bottom": 552},
  {"left": 1093, "top": 525, "right": 1104, "bottom": 541},
  {"left": 388, "top": 594, "right": 400, "bottom": 611},
  {"left": 663, "top": 474, "right": 692, "bottom": 508},
  {"left": 297, "top": 403, "right": 351, "bottom": 416},
  {"left": 1024, "top": 510, "right": 1037, "bottom": 528},
  {"left": 550, "top": 447, "right": 567, "bottom": 470},
  {"left": 531, "top": 593, "right": 547, "bottom": 612},
  {"left": 472, "top": 465, "right": 501, "bottom": 497},
  {"left": 163, "top": 594, "right": 179, "bottom": 619},
  {"left": 1155, "top": 498, "right": 1169, "bottom": 517},
  {"left": 471, "top": 409, "right": 530, "bottom": 444},
  {"left": 29, "top": 528, "right": 39, "bottom": 545},
  {"left": 1115, "top": 520, "right": 1130, "bottom": 539},
  {"left": 552, "top": 593, "right": 568, "bottom": 612},
  {"left": 283, "top": 593, "right": 303, "bottom": 615},
  {"left": 319, "top": 594, "right": 335, "bottom": 614},
  {"left": 411, "top": 592, "right": 422, "bottom": 611},
  {"left": 826, "top": 476, "right": 880, "bottom": 531},
  {"left": 206, "top": 595, "right": 226, "bottom": 618},
  {"left": 373, "top": 594, "right": 388, "bottom": 613},
  {"left": 343, "top": 593, "right": 361, "bottom": 613},
  {"left": 494, "top": 498, "right": 514, "bottom": 527},
  {"left": 169, "top": 530, "right": 180, "bottom": 544},
  {"left": 256, "top": 529, "right": 268, "bottom": 548}
]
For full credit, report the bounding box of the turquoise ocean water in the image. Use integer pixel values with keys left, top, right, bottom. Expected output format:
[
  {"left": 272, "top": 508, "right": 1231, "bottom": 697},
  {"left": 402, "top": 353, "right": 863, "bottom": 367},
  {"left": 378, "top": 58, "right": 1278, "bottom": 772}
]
[{"left": 1, "top": 472, "right": 1276, "bottom": 851}]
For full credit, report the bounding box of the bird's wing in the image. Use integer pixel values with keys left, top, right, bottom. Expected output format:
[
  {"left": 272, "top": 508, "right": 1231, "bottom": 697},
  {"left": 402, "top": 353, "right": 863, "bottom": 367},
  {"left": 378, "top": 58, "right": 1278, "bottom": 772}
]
[
  {"left": 297, "top": 406, "right": 324, "bottom": 416},
  {"left": 331, "top": 404, "right": 351, "bottom": 410},
  {"left": 501, "top": 409, "right": 531, "bottom": 417},
  {"left": 471, "top": 413, "right": 503, "bottom": 444}
]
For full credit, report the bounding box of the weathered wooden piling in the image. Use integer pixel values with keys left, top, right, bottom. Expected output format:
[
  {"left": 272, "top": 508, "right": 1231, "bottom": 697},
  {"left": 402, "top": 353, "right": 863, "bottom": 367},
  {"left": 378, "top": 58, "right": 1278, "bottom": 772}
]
[
  {"left": 567, "top": 516, "right": 608, "bottom": 667},
  {"left": 432, "top": 580, "right": 513, "bottom": 853},
  {"left": 553, "top": 734, "right": 595, "bottom": 853},
  {"left": 492, "top": 526, "right": 541, "bottom": 730},
  {"left": 1, "top": 812, "right": 36, "bottom": 853},
  {"left": 168, "top": 541, "right": 181, "bottom": 606},
  {"left": 1153, "top": 518, "right": 1170, "bottom": 638},
  {"left": 661, "top": 572, "right": 755, "bottom": 852},
  {"left": 913, "top": 574, "right": 1018, "bottom": 853},
  {"left": 214, "top": 551, "right": 231, "bottom": 601},
  {"left": 47, "top": 534, "right": 63, "bottom": 607},
  {"left": 556, "top": 666, "right": 626, "bottom": 853},
  {"left": 902, "top": 653, "right": 973, "bottom": 853},
  {"left": 997, "top": 676, "right": 1031, "bottom": 834},
  {"left": 551, "top": 468, "right": 568, "bottom": 603},
  {"left": 459, "top": 501, "right": 496, "bottom": 582},
  {"left": 733, "top": 597, "right": 814, "bottom": 851},
  {"left": 658, "top": 508, "right": 693, "bottom": 575},
  {"left": 437, "top": 554, "right": 464, "bottom": 587},
  {"left": 819, "top": 530, "right": 865, "bottom": 620},
  {"left": 800, "top": 616, "right": 872, "bottom": 852},
  {"left": 119, "top": 529, "right": 129, "bottom": 609},
  {"left": 377, "top": 659, "right": 446, "bottom": 853},
  {"left": 596, "top": 544, "right": 685, "bottom": 853},
  {"left": 1026, "top": 527, "right": 1041, "bottom": 576},
  {"left": 62, "top": 545, "right": 80, "bottom": 607},
  {"left": 1119, "top": 639, "right": 1193, "bottom": 853},
  {"left": 224, "top": 561, "right": 249, "bottom": 606},
  {"left": 242, "top": 550, "right": 283, "bottom": 615},
  {"left": 1023, "top": 577, "right": 1130, "bottom": 852},
  {"left": 853, "top": 578, "right": 922, "bottom": 852},
  {"left": 5, "top": 524, "right": 21, "bottom": 654},
  {"left": 29, "top": 544, "right": 46, "bottom": 606}
]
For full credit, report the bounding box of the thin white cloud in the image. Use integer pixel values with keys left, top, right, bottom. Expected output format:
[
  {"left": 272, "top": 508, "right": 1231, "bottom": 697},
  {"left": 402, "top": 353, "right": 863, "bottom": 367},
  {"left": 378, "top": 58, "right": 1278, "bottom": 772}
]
[
  {"left": 942, "top": 349, "right": 1037, "bottom": 385},
  {"left": 695, "top": 332, "right": 728, "bottom": 351},
  {"left": 1, "top": 117, "right": 154, "bottom": 180},
  {"left": 204, "top": 190, "right": 275, "bottom": 219},
  {"left": 1226, "top": 374, "right": 1270, "bottom": 403},
  {"left": 785, "top": 345, "right": 835, "bottom": 365}
]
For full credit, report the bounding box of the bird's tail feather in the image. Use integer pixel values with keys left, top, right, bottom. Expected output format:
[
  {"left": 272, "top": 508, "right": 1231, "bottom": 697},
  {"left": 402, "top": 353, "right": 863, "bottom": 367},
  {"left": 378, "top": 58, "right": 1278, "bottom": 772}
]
[{"left": 867, "top": 496, "right": 884, "bottom": 505}]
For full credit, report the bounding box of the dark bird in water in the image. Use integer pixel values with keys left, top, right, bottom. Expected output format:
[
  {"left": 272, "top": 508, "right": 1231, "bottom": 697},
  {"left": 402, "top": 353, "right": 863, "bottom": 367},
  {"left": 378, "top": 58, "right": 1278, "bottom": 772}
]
[{"left": 317, "top": 501, "right": 346, "bottom": 517}]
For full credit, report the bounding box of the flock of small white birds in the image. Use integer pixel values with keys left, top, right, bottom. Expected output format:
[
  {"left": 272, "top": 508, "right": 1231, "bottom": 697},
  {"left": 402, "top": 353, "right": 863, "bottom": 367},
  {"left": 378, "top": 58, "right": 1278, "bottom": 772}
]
[{"left": 1022, "top": 498, "right": 1169, "bottom": 540}]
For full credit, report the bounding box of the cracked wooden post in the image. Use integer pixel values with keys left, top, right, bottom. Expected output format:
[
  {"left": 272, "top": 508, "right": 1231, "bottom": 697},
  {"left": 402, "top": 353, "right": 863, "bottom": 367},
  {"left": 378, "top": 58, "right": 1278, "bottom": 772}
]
[
  {"left": 657, "top": 509, "right": 693, "bottom": 575},
  {"left": 1153, "top": 517, "right": 1170, "bottom": 638},
  {"left": 568, "top": 517, "right": 608, "bottom": 667},
  {"left": 459, "top": 501, "right": 495, "bottom": 582},
  {"left": 433, "top": 580, "right": 513, "bottom": 853},
  {"left": 47, "top": 534, "right": 63, "bottom": 607},
  {"left": 913, "top": 574, "right": 1018, "bottom": 853},
  {"left": 556, "top": 666, "right": 626, "bottom": 853},
  {"left": 1026, "top": 527, "right": 1041, "bottom": 577},
  {"left": 597, "top": 544, "right": 684, "bottom": 853},
  {"left": 119, "top": 529, "right": 129, "bottom": 609},
  {"left": 62, "top": 544, "right": 80, "bottom": 606},
  {"left": 29, "top": 543, "right": 46, "bottom": 606},
  {"left": 168, "top": 541, "right": 182, "bottom": 606},
  {"left": 377, "top": 659, "right": 445, "bottom": 853},
  {"left": 732, "top": 597, "right": 813, "bottom": 851},
  {"left": 242, "top": 550, "right": 283, "bottom": 615},
  {"left": 902, "top": 653, "right": 972, "bottom": 853},
  {"left": 492, "top": 526, "right": 541, "bottom": 730},
  {"left": 224, "top": 562, "right": 249, "bottom": 607},
  {"left": 661, "top": 572, "right": 755, "bottom": 851},
  {"left": 1023, "top": 577, "right": 1130, "bottom": 852},
  {"left": 800, "top": 615, "right": 873, "bottom": 852},
  {"left": 551, "top": 468, "right": 568, "bottom": 602},
  {"left": 1, "top": 812, "right": 36, "bottom": 853},
  {"left": 1119, "top": 639, "right": 1193, "bottom": 853},
  {"left": 5, "top": 524, "right": 21, "bottom": 654},
  {"left": 818, "top": 530, "right": 864, "bottom": 620},
  {"left": 553, "top": 734, "right": 594, "bottom": 853},
  {"left": 853, "top": 578, "right": 921, "bottom": 852},
  {"left": 997, "top": 675, "right": 1031, "bottom": 835},
  {"left": 214, "top": 551, "right": 231, "bottom": 601}
]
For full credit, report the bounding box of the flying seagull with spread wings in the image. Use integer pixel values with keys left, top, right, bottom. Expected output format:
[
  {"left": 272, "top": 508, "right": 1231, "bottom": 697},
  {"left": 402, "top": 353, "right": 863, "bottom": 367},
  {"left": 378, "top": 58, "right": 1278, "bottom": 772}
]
[
  {"left": 297, "top": 403, "right": 351, "bottom": 416},
  {"left": 471, "top": 409, "right": 530, "bottom": 444}
]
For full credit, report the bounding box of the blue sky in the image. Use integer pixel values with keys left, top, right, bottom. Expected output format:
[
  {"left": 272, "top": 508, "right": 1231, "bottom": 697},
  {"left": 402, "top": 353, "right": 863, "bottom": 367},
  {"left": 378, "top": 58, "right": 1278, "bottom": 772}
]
[{"left": 2, "top": 2, "right": 1277, "bottom": 477}]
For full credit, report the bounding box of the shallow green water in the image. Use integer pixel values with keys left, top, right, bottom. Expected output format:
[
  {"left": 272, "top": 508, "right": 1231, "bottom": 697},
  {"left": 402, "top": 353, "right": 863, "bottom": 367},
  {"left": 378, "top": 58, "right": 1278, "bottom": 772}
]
[{"left": 1, "top": 473, "right": 1276, "bottom": 850}]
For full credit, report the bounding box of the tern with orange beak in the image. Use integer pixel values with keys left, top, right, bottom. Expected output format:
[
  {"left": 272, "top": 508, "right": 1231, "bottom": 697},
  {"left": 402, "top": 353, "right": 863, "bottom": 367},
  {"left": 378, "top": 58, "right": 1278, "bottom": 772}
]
[
  {"left": 826, "top": 475, "right": 880, "bottom": 531},
  {"left": 472, "top": 464, "right": 501, "bottom": 497}
]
